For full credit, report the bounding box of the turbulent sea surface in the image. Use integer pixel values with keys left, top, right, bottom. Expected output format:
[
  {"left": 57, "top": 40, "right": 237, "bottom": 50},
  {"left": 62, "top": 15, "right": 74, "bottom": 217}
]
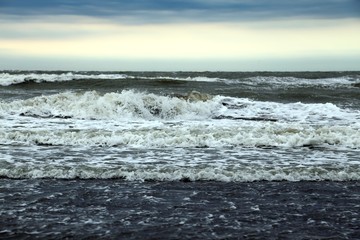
[{"left": 1, "top": 71, "right": 360, "bottom": 239}]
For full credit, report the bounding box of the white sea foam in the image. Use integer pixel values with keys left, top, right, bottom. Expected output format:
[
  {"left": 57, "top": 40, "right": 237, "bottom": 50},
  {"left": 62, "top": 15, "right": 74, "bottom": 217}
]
[
  {"left": 1, "top": 163, "right": 359, "bottom": 181},
  {"left": 1, "top": 90, "right": 359, "bottom": 183},
  {"left": 1, "top": 122, "right": 359, "bottom": 148},
  {"left": 219, "top": 97, "right": 360, "bottom": 125},
  {"left": 0, "top": 90, "right": 217, "bottom": 120},
  {"left": 137, "top": 76, "right": 224, "bottom": 82},
  {"left": 2, "top": 72, "right": 359, "bottom": 183},
  {"left": 182, "top": 76, "right": 224, "bottom": 82},
  {"left": 1, "top": 90, "right": 359, "bottom": 149},
  {"left": 1, "top": 135, "right": 359, "bottom": 181},
  {"left": 1, "top": 72, "right": 358, "bottom": 87},
  {"left": 0, "top": 72, "right": 225, "bottom": 86},
  {"left": 246, "top": 76, "right": 358, "bottom": 88},
  {"left": 1, "top": 90, "right": 358, "bottom": 124},
  {"left": 0, "top": 72, "right": 127, "bottom": 86}
]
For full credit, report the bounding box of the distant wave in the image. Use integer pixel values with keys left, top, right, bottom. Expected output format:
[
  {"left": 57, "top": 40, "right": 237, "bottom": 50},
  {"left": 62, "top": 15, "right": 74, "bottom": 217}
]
[
  {"left": 0, "top": 72, "right": 224, "bottom": 86},
  {"left": 0, "top": 72, "right": 128, "bottom": 86},
  {"left": 1, "top": 71, "right": 358, "bottom": 87},
  {"left": 245, "top": 76, "right": 359, "bottom": 89}
]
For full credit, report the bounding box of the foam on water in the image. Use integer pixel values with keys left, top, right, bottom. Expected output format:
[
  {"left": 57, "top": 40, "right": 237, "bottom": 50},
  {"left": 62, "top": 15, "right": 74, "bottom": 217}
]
[
  {"left": 1, "top": 72, "right": 358, "bottom": 88},
  {"left": 181, "top": 76, "right": 224, "bottom": 82},
  {"left": 0, "top": 90, "right": 216, "bottom": 120},
  {"left": 0, "top": 145, "right": 359, "bottom": 181},
  {"left": 0, "top": 72, "right": 127, "bottom": 86},
  {"left": 1, "top": 90, "right": 359, "bottom": 123},
  {"left": 0, "top": 117, "right": 359, "bottom": 149},
  {"left": 245, "top": 76, "right": 359, "bottom": 88},
  {"left": 138, "top": 76, "right": 224, "bottom": 82},
  {"left": 1, "top": 79, "right": 359, "bottom": 182},
  {"left": 1, "top": 164, "right": 359, "bottom": 181},
  {"left": 219, "top": 97, "right": 360, "bottom": 125},
  {"left": 0, "top": 90, "right": 359, "bottom": 149},
  {"left": 0, "top": 72, "right": 225, "bottom": 86}
]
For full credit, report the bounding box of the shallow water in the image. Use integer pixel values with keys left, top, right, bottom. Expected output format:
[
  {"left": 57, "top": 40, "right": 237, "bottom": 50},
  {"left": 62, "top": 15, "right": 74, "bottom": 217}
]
[{"left": 1, "top": 179, "right": 360, "bottom": 239}]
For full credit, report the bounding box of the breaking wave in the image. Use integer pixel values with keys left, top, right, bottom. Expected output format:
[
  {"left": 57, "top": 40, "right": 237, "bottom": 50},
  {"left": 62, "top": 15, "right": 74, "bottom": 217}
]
[
  {"left": 1, "top": 123, "right": 359, "bottom": 149},
  {"left": 1, "top": 72, "right": 359, "bottom": 88},
  {"left": 1, "top": 90, "right": 359, "bottom": 123},
  {"left": 245, "top": 76, "right": 359, "bottom": 88},
  {"left": 0, "top": 72, "right": 224, "bottom": 86},
  {"left": 0, "top": 90, "right": 215, "bottom": 120},
  {"left": 1, "top": 71, "right": 360, "bottom": 184},
  {"left": 1, "top": 164, "right": 359, "bottom": 182},
  {"left": 1, "top": 90, "right": 359, "bottom": 149}
]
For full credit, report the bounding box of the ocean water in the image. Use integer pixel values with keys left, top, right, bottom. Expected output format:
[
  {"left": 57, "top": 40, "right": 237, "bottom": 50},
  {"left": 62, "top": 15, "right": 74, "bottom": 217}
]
[{"left": 1, "top": 71, "right": 360, "bottom": 238}]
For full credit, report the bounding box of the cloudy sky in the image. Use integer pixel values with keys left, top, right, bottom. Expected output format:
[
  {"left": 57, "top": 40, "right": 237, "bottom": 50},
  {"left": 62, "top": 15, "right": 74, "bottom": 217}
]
[{"left": 0, "top": 0, "right": 359, "bottom": 71}]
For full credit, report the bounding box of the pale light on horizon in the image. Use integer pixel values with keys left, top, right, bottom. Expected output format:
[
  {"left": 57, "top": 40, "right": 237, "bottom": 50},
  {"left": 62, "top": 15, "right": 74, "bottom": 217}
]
[{"left": 1, "top": 0, "right": 359, "bottom": 71}]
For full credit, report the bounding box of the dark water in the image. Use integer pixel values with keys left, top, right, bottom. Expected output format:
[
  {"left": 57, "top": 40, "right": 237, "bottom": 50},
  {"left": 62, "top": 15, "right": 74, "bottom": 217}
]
[
  {"left": 1, "top": 179, "right": 360, "bottom": 239},
  {"left": 1, "top": 71, "right": 360, "bottom": 239},
  {"left": 2, "top": 71, "right": 360, "bottom": 107}
]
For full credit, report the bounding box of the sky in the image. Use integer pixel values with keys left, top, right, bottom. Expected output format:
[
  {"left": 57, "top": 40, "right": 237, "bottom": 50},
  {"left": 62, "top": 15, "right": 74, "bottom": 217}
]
[{"left": 0, "top": 0, "right": 359, "bottom": 71}]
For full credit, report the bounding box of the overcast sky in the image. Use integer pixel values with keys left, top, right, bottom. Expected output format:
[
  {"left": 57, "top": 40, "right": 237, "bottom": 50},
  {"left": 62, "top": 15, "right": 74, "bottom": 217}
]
[{"left": 0, "top": 0, "right": 359, "bottom": 71}]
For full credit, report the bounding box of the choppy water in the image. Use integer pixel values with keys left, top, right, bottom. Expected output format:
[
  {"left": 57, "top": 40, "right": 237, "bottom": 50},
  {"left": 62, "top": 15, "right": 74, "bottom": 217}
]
[
  {"left": 1, "top": 71, "right": 360, "bottom": 238},
  {"left": 1, "top": 71, "right": 360, "bottom": 181}
]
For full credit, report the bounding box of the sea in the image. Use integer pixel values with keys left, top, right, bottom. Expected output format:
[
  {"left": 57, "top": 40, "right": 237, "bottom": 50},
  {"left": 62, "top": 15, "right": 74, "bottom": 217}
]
[{"left": 1, "top": 70, "right": 360, "bottom": 239}]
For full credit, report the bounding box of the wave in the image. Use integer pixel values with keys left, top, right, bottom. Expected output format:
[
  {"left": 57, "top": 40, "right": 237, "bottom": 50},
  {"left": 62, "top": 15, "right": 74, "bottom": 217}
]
[
  {"left": 245, "top": 76, "right": 359, "bottom": 89},
  {"left": 0, "top": 72, "right": 128, "bottom": 86},
  {"left": 1, "top": 123, "right": 359, "bottom": 149},
  {"left": 1, "top": 72, "right": 359, "bottom": 88},
  {"left": 1, "top": 90, "right": 359, "bottom": 149},
  {"left": 0, "top": 72, "right": 223, "bottom": 86},
  {"left": 141, "top": 76, "right": 224, "bottom": 83},
  {"left": 1, "top": 90, "right": 358, "bottom": 123},
  {"left": 1, "top": 163, "right": 359, "bottom": 182},
  {"left": 0, "top": 90, "right": 216, "bottom": 120}
]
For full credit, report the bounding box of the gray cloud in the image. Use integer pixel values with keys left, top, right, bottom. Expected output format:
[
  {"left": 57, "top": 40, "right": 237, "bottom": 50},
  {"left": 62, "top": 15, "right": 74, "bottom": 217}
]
[{"left": 1, "top": 0, "right": 359, "bottom": 24}]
